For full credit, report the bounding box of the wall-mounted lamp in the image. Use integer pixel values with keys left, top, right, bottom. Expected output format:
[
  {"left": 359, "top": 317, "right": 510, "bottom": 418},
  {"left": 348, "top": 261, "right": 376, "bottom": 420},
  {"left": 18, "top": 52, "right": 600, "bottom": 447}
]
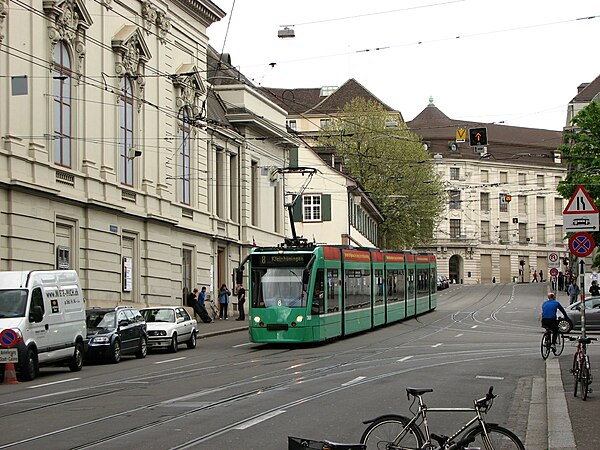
[{"left": 127, "top": 148, "right": 142, "bottom": 160}]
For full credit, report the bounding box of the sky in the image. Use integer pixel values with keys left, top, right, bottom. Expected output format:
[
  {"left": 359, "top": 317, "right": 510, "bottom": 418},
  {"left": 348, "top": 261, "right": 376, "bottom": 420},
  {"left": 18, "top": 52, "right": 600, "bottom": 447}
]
[{"left": 206, "top": 0, "right": 600, "bottom": 131}]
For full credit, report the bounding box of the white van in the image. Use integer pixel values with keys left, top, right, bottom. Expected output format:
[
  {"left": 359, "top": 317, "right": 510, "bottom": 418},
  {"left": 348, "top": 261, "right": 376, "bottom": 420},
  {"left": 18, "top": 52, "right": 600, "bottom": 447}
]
[{"left": 0, "top": 270, "right": 86, "bottom": 381}]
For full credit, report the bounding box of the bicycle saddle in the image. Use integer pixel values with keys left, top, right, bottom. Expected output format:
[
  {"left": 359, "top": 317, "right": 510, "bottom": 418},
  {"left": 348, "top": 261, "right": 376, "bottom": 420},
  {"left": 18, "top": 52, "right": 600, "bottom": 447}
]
[{"left": 406, "top": 387, "right": 434, "bottom": 396}]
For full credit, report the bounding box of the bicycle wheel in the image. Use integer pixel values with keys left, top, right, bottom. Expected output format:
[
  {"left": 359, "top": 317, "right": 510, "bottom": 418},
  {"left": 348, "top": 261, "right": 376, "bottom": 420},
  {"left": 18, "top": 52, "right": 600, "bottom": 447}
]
[
  {"left": 580, "top": 356, "right": 590, "bottom": 401},
  {"left": 553, "top": 333, "right": 565, "bottom": 356},
  {"left": 541, "top": 332, "right": 551, "bottom": 360},
  {"left": 360, "top": 415, "right": 424, "bottom": 450},
  {"left": 465, "top": 424, "right": 526, "bottom": 450},
  {"left": 573, "top": 353, "right": 581, "bottom": 397}
]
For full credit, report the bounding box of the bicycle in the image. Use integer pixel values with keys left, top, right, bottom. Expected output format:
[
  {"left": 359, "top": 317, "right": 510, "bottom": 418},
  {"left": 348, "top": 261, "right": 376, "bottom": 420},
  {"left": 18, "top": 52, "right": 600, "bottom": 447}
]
[
  {"left": 540, "top": 326, "right": 565, "bottom": 360},
  {"left": 569, "top": 335, "right": 597, "bottom": 400},
  {"left": 360, "top": 387, "right": 525, "bottom": 450}
]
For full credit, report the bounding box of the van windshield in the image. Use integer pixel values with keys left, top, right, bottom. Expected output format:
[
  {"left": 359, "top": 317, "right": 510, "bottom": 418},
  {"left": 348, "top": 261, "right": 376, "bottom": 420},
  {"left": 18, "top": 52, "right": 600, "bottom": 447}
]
[{"left": 0, "top": 289, "right": 28, "bottom": 318}]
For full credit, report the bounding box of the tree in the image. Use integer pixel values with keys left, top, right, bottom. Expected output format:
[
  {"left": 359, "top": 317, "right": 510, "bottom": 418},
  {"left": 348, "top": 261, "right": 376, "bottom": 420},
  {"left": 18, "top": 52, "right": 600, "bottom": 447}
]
[
  {"left": 319, "top": 97, "right": 446, "bottom": 249},
  {"left": 557, "top": 101, "right": 600, "bottom": 267}
]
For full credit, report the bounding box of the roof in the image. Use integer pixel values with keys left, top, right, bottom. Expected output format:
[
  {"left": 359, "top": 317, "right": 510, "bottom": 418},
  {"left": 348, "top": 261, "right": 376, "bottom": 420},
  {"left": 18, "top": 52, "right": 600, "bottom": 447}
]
[
  {"left": 570, "top": 73, "right": 600, "bottom": 103},
  {"left": 408, "top": 104, "right": 564, "bottom": 166},
  {"left": 259, "top": 79, "right": 402, "bottom": 119}
]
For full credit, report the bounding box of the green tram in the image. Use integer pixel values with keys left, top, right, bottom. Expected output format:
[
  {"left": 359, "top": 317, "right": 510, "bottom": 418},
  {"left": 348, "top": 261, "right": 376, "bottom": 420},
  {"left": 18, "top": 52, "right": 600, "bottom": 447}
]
[{"left": 246, "top": 244, "right": 437, "bottom": 344}]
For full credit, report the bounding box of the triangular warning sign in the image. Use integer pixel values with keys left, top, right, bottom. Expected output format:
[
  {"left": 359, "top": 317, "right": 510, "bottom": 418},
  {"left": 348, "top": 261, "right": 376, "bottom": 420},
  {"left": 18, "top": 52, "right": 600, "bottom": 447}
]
[{"left": 563, "top": 185, "right": 599, "bottom": 214}]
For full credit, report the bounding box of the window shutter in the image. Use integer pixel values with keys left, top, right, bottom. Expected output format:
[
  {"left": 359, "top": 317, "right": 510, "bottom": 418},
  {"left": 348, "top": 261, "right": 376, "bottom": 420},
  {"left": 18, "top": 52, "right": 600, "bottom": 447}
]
[
  {"left": 289, "top": 147, "right": 298, "bottom": 168},
  {"left": 292, "top": 197, "right": 303, "bottom": 222},
  {"left": 322, "top": 194, "right": 331, "bottom": 221}
]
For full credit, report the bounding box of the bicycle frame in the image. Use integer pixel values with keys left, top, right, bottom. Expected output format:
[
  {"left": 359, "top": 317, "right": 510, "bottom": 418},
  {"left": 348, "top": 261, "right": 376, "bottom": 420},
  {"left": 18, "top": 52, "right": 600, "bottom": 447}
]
[{"left": 394, "top": 394, "right": 492, "bottom": 448}]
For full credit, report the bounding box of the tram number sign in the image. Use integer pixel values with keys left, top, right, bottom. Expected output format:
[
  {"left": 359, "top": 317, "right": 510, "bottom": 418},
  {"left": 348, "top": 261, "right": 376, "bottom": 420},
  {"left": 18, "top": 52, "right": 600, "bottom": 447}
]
[{"left": 568, "top": 232, "right": 595, "bottom": 258}]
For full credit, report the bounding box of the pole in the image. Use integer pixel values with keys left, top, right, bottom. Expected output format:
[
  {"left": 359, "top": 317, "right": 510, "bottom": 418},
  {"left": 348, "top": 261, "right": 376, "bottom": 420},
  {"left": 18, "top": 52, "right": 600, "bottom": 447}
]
[{"left": 579, "top": 259, "right": 586, "bottom": 339}]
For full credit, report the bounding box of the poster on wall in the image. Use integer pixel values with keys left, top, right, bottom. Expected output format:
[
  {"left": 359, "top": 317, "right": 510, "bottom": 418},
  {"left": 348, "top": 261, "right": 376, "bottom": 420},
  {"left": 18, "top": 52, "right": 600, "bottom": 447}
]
[{"left": 123, "top": 256, "right": 132, "bottom": 292}]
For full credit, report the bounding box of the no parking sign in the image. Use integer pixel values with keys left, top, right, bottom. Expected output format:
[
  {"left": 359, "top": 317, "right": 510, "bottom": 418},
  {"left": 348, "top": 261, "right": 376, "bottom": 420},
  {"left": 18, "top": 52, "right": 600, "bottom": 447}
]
[{"left": 569, "top": 232, "right": 595, "bottom": 258}]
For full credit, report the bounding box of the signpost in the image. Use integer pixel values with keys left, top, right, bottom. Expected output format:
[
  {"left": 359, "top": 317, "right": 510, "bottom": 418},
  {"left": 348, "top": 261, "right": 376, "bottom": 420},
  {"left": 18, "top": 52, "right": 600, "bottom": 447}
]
[
  {"left": 547, "top": 252, "right": 560, "bottom": 268},
  {"left": 0, "top": 329, "right": 19, "bottom": 365}
]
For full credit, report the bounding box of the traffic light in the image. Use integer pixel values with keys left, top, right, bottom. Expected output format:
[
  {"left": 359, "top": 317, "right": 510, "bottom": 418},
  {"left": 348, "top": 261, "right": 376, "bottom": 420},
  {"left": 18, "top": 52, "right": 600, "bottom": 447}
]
[
  {"left": 519, "top": 260, "right": 525, "bottom": 267},
  {"left": 469, "top": 127, "right": 488, "bottom": 146},
  {"left": 563, "top": 257, "right": 569, "bottom": 266}
]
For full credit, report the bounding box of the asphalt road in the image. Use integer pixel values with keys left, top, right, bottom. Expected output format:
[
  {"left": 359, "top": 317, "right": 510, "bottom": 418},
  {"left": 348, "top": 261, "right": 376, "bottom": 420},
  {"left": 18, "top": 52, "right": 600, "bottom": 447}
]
[{"left": 0, "top": 283, "right": 560, "bottom": 449}]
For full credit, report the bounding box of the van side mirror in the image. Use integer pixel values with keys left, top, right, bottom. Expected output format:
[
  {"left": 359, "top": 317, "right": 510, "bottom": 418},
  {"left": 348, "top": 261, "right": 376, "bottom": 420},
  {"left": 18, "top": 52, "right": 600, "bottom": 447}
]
[{"left": 29, "top": 306, "right": 43, "bottom": 323}]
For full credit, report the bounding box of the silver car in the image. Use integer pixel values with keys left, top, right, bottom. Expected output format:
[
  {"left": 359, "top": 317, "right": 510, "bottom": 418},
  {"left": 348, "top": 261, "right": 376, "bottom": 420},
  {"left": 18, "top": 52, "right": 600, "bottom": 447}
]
[
  {"left": 140, "top": 307, "right": 198, "bottom": 352},
  {"left": 558, "top": 296, "right": 600, "bottom": 333}
]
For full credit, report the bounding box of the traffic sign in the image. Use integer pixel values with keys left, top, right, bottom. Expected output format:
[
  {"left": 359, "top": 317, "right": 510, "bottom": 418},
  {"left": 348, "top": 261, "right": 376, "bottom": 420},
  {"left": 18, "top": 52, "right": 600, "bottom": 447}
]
[
  {"left": 547, "top": 252, "right": 560, "bottom": 268},
  {"left": 563, "top": 185, "right": 599, "bottom": 214},
  {"left": 456, "top": 128, "right": 466, "bottom": 143},
  {"left": 550, "top": 267, "right": 559, "bottom": 277},
  {"left": 564, "top": 214, "right": 599, "bottom": 232},
  {"left": 569, "top": 232, "right": 595, "bottom": 258},
  {"left": 469, "top": 127, "right": 488, "bottom": 146},
  {"left": 0, "top": 329, "right": 19, "bottom": 348},
  {"left": 0, "top": 348, "right": 18, "bottom": 363}
]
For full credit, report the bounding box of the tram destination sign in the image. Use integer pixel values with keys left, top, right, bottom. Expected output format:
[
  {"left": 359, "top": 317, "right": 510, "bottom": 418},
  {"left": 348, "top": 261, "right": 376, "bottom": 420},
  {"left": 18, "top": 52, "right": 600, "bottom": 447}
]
[{"left": 251, "top": 253, "right": 312, "bottom": 268}]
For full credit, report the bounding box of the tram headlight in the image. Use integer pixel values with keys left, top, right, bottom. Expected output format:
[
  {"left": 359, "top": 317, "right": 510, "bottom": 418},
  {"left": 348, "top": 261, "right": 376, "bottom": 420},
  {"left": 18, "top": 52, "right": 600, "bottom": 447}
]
[
  {"left": 295, "top": 315, "right": 303, "bottom": 323},
  {"left": 253, "top": 316, "right": 261, "bottom": 324}
]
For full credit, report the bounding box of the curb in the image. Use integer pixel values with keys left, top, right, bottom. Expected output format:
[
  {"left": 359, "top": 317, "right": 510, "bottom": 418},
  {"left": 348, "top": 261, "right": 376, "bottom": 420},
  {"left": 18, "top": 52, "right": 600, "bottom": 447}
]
[
  {"left": 197, "top": 325, "right": 248, "bottom": 339},
  {"left": 546, "top": 358, "right": 576, "bottom": 450}
]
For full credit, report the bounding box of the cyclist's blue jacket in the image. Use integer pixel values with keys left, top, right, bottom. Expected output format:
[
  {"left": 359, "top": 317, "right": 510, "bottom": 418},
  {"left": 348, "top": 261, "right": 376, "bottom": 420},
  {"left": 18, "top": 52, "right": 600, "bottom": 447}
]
[{"left": 542, "top": 299, "right": 568, "bottom": 319}]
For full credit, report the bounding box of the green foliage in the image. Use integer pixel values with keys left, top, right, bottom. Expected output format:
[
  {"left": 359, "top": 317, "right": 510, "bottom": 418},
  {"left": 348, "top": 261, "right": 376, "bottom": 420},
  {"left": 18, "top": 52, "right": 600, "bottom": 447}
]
[
  {"left": 557, "top": 101, "right": 600, "bottom": 267},
  {"left": 319, "top": 97, "right": 446, "bottom": 249}
]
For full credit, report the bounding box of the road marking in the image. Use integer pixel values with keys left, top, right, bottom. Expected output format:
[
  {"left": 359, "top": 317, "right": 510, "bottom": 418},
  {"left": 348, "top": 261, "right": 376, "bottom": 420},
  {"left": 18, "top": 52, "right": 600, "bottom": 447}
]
[
  {"left": 431, "top": 343, "right": 443, "bottom": 348},
  {"left": 484, "top": 318, "right": 490, "bottom": 321},
  {"left": 233, "top": 342, "right": 254, "bottom": 348},
  {"left": 154, "top": 357, "right": 186, "bottom": 364},
  {"left": 455, "top": 334, "right": 463, "bottom": 337},
  {"left": 471, "top": 325, "right": 478, "bottom": 329},
  {"left": 235, "top": 410, "right": 286, "bottom": 430},
  {"left": 342, "top": 376, "right": 366, "bottom": 386},
  {"left": 397, "top": 356, "right": 414, "bottom": 362},
  {"left": 475, "top": 375, "right": 505, "bottom": 380},
  {"left": 27, "top": 378, "right": 80, "bottom": 389}
]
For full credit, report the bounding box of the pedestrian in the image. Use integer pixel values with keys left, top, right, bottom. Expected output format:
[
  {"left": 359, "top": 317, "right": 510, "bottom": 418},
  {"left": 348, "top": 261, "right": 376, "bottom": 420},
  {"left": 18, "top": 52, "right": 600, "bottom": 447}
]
[
  {"left": 532, "top": 270, "right": 538, "bottom": 282},
  {"left": 558, "top": 272, "right": 565, "bottom": 291},
  {"left": 567, "top": 280, "right": 580, "bottom": 305},
  {"left": 589, "top": 280, "right": 600, "bottom": 296},
  {"left": 236, "top": 284, "right": 246, "bottom": 321},
  {"left": 195, "top": 286, "right": 212, "bottom": 323},
  {"left": 539, "top": 269, "right": 544, "bottom": 282},
  {"left": 218, "top": 283, "right": 231, "bottom": 320},
  {"left": 186, "top": 287, "right": 196, "bottom": 308}
]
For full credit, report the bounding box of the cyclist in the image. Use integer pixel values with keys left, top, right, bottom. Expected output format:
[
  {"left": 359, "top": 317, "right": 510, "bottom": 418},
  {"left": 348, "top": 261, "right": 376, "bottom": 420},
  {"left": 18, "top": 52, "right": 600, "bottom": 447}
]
[{"left": 541, "top": 292, "right": 568, "bottom": 349}]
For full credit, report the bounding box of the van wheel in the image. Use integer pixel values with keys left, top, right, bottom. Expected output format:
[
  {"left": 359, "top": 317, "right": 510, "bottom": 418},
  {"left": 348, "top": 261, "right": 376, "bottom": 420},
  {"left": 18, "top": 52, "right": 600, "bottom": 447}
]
[
  {"left": 19, "top": 348, "right": 38, "bottom": 381},
  {"left": 169, "top": 333, "right": 178, "bottom": 353},
  {"left": 110, "top": 340, "right": 121, "bottom": 364},
  {"left": 69, "top": 342, "right": 84, "bottom": 372},
  {"left": 186, "top": 331, "right": 197, "bottom": 349},
  {"left": 136, "top": 337, "right": 147, "bottom": 359}
]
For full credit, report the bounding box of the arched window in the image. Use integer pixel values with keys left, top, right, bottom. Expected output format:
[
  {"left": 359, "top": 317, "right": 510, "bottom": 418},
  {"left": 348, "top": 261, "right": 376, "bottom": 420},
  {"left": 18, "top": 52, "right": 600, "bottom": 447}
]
[
  {"left": 178, "top": 108, "right": 191, "bottom": 204},
  {"left": 120, "top": 76, "right": 134, "bottom": 186},
  {"left": 53, "top": 41, "right": 71, "bottom": 167}
]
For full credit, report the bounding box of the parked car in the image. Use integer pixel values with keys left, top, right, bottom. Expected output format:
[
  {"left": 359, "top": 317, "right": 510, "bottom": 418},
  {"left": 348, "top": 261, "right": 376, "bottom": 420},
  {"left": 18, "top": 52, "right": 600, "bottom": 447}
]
[
  {"left": 140, "top": 307, "right": 198, "bottom": 352},
  {"left": 85, "top": 306, "right": 147, "bottom": 363},
  {"left": 558, "top": 296, "right": 600, "bottom": 333},
  {"left": 437, "top": 275, "right": 449, "bottom": 290}
]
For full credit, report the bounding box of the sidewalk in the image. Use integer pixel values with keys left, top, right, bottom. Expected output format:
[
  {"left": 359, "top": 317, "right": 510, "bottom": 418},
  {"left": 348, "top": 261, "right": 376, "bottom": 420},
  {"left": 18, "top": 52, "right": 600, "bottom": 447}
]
[
  {"left": 194, "top": 313, "right": 249, "bottom": 339},
  {"left": 528, "top": 337, "right": 600, "bottom": 450}
]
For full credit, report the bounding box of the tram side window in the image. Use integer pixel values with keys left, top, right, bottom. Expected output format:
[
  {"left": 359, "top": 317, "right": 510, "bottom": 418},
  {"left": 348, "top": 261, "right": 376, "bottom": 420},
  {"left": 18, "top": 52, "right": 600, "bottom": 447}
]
[
  {"left": 345, "top": 269, "right": 371, "bottom": 310},
  {"left": 430, "top": 268, "right": 436, "bottom": 293},
  {"left": 375, "top": 269, "right": 384, "bottom": 305},
  {"left": 407, "top": 269, "right": 415, "bottom": 298},
  {"left": 327, "top": 269, "right": 339, "bottom": 312},
  {"left": 417, "top": 269, "right": 428, "bottom": 295},
  {"left": 312, "top": 268, "right": 325, "bottom": 315}
]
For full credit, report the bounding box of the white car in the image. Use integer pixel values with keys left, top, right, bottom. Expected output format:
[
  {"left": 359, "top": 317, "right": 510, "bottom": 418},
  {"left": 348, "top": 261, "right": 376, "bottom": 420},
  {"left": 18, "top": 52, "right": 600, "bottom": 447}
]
[{"left": 139, "top": 307, "right": 197, "bottom": 352}]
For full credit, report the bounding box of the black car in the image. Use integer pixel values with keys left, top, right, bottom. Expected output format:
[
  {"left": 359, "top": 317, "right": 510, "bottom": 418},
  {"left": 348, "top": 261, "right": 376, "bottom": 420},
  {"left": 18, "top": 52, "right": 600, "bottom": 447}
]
[{"left": 86, "top": 306, "right": 147, "bottom": 363}]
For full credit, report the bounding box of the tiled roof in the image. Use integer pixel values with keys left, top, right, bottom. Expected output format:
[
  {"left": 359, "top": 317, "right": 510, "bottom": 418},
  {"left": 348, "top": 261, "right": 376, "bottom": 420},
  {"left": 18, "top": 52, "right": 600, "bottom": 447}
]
[
  {"left": 570, "top": 73, "right": 600, "bottom": 103},
  {"left": 259, "top": 79, "right": 401, "bottom": 118},
  {"left": 408, "top": 105, "right": 564, "bottom": 166}
]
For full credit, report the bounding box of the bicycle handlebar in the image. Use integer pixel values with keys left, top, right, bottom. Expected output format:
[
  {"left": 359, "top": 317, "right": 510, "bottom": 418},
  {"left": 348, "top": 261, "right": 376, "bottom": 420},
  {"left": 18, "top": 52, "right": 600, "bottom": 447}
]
[
  {"left": 475, "top": 386, "right": 496, "bottom": 409},
  {"left": 567, "top": 336, "right": 597, "bottom": 344}
]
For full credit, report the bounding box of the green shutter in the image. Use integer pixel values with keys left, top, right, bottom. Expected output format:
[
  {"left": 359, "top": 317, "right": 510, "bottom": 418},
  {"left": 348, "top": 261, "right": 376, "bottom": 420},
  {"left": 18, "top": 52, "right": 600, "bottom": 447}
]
[
  {"left": 292, "top": 197, "right": 303, "bottom": 222},
  {"left": 289, "top": 147, "right": 298, "bottom": 168},
  {"left": 321, "top": 194, "right": 331, "bottom": 221}
]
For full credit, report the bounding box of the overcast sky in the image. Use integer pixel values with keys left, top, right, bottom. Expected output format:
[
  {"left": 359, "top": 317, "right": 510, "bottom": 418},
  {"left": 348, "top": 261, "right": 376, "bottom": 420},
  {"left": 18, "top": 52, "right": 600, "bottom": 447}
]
[{"left": 207, "top": 0, "right": 600, "bottom": 131}]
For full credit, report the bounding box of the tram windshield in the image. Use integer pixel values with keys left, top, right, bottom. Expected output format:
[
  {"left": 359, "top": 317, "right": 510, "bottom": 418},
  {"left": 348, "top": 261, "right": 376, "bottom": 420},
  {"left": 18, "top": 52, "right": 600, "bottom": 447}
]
[{"left": 251, "top": 268, "right": 307, "bottom": 308}]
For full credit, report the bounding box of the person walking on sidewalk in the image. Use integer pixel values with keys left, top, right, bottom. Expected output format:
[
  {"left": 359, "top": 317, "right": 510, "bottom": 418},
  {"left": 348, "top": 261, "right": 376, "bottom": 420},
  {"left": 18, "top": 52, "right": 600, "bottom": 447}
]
[
  {"left": 567, "top": 280, "right": 580, "bottom": 305},
  {"left": 218, "top": 284, "right": 231, "bottom": 320},
  {"left": 541, "top": 292, "right": 568, "bottom": 348},
  {"left": 532, "top": 270, "right": 538, "bottom": 282},
  {"left": 236, "top": 284, "right": 246, "bottom": 321}
]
